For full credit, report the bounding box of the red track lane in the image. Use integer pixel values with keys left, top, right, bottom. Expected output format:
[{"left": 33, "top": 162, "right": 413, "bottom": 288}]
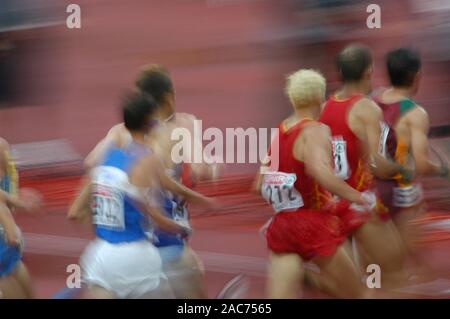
[{"left": 13, "top": 173, "right": 450, "bottom": 299}]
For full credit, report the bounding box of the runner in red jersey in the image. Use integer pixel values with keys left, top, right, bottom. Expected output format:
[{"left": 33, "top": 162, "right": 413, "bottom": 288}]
[
  {"left": 319, "top": 44, "right": 408, "bottom": 288},
  {"left": 256, "top": 69, "right": 371, "bottom": 299}
]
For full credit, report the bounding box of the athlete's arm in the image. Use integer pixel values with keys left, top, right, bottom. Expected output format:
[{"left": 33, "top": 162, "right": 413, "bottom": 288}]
[
  {"left": 352, "top": 98, "right": 406, "bottom": 179},
  {"left": 302, "top": 124, "right": 366, "bottom": 205},
  {"left": 0, "top": 138, "right": 10, "bottom": 180},
  {"left": 84, "top": 124, "right": 127, "bottom": 170},
  {"left": 154, "top": 156, "right": 214, "bottom": 207},
  {"left": 67, "top": 177, "right": 92, "bottom": 224},
  {"left": 139, "top": 197, "right": 190, "bottom": 236},
  {"left": 409, "top": 107, "right": 448, "bottom": 177},
  {"left": 0, "top": 200, "right": 19, "bottom": 245},
  {"left": 181, "top": 113, "right": 220, "bottom": 181},
  {"left": 0, "top": 186, "right": 41, "bottom": 214},
  {"left": 132, "top": 156, "right": 193, "bottom": 236}
]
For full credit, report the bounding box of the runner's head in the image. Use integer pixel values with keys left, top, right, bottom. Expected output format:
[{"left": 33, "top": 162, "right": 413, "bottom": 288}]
[
  {"left": 285, "top": 69, "right": 326, "bottom": 115},
  {"left": 123, "top": 92, "right": 159, "bottom": 134},
  {"left": 336, "top": 44, "right": 373, "bottom": 94},
  {"left": 135, "top": 64, "right": 175, "bottom": 120},
  {"left": 386, "top": 48, "right": 421, "bottom": 95}
]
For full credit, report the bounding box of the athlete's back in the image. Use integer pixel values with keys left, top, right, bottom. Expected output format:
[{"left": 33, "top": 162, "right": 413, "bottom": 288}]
[{"left": 320, "top": 94, "right": 373, "bottom": 192}]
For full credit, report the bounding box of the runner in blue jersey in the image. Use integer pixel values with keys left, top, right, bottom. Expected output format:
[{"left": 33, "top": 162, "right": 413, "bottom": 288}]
[
  {"left": 84, "top": 65, "right": 220, "bottom": 298},
  {"left": 69, "top": 92, "right": 214, "bottom": 298},
  {"left": 0, "top": 138, "right": 41, "bottom": 299}
]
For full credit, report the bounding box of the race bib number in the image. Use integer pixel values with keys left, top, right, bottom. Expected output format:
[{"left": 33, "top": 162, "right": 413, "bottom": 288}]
[
  {"left": 393, "top": 184, "right": 423, "bottom": 208},
  {"left": 332, "top": 137, "right": 350, "bottom": 180},
  {"left": 172, "top": 202, "right": 188, "bottom": 223},
  {"left": 91, "top": 166, "right": 127, "bottom": 230},
  {"left": 261, "top": 172, "right": 303, "bottom": 213}
]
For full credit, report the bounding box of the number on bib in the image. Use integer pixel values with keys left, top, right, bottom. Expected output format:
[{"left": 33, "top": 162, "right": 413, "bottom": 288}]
[
  {"left": 92, "top": 184, "right": 125, "bottom": 230},
  {"left": 332, "top": 137, "right": 350, "bottom": 180},
  {"left": 261, "top": 172, "right": 303, "bottom": 212}
]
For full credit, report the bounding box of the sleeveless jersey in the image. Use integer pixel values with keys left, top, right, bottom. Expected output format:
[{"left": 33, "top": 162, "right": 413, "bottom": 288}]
[
  {"left": 261, "top": 119, "right": 332, "bottom": 212},
  {"left": 319, "top": 94, "right": 373, "bottom": 192},
  {"left": 91, "top": 141, "right": 151, "bottom": 244}
]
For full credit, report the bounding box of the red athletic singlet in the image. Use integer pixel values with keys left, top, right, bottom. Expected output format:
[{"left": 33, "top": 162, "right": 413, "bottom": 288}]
[
  {"left": 319, "top": 94, "right": 374, "bottom": 192},
  {"left": 263, "top": 119, "right": 345, "bottom": 260},
  {"left": 319, "top": 95, "right": 378, "bottom": 231}
]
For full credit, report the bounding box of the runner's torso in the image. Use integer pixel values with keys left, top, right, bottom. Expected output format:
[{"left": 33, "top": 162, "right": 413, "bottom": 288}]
[
  {"left": 319, "top": 94, "right": 373, "bottom": 192},
  {"left": 262, "top": 119, "right": 332, "bottom": 212},
  {"left": 91, "top": 141, "right": 151, "bottom": 244},
  {"left": 373, "top": 89, "right": 417, "bottom": 184}
]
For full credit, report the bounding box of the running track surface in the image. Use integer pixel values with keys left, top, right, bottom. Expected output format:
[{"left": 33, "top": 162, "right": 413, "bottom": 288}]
[{"left": 16, "top": 173, "right": 450, "bottom": 299}]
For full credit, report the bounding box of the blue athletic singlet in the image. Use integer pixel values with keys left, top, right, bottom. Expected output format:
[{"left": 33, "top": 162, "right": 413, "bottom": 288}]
[
  {"left": 0, "top": 151, "right": 21, "bottom": 277},
  {"left": 91, "top": 142, "right": 152, "bottom": 244}
]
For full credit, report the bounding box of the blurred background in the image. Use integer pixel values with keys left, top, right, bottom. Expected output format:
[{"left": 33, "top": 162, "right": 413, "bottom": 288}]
[{"left": 0, "top": 0, "right": 449, "bottom": 298}]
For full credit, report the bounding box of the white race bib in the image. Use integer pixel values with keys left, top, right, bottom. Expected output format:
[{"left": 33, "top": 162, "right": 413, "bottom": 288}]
[
  {"left": 332, "top": 137, "right": 350, "bottom": 180},
  {"left": 91, "top": 166, "right": 128, "bottom": 230},
  {"left": 261, "top": 172, "right": 303, "bottom": 213},
  {"left": 393, "top": 184, "right": 423, "bottom": 208}
]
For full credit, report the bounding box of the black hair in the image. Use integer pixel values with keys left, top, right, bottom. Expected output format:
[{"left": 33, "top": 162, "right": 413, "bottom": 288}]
[
  {"left": 135, "top": 65, "right": 174, "bottom": 105},
  {"left": 123, "top": 92, "right": 158, "bottom": 131},
  {"left": 336, "top": 44, "right": 373, "bottom": 82},
  {"left": 386, "top": 48, "right": 421, "bottom": 87}
]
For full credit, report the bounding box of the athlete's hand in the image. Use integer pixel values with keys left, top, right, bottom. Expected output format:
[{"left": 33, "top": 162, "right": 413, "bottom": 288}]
[
  {"left": 351, "top": 191, "right": 377, "bottom": 213},
  {"left": 196, "top": 195, "right": 218, "bottom": 210},
  {"left": 398, "top": 166, "right": 415, "bottom": 184},
  {"left": 17, "top": 188, "right": 43, "bottom": 213},
  {"left": 3, "top": 225, "right": 20, "bottom": 247}
]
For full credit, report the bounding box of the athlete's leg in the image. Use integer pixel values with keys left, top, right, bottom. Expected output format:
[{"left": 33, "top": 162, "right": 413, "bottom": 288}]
[
  {"left": 164, "top": 246, "right": 207, "bottom": 298},
  {"left": 354, "top": 218, "right": 407, "bottom": 288},
  {"left": 138, "top": 276, "right": 175, "bottom": 299},
  {"left": 11, "top": 262, "right": 34, "bottom": 298},
  {"left": 394, "top": 202, "right": 433, "bottom": 280},
  {"left": 313, "top": 244, "right": 365, "bottom": 298},
  {"left": 0, "top": 274, "right": 27, "bottom": 298},
  {"left": 304, "top": 240, "right": 360, "bottom": 298},
  {"left": 266, "top": 252, "right": 303, "bottom": 299},
  {"left": 394, "top": 202, "right": 425, "bottom": 253},
  {"left": 83, "top": 285, "right": 116, "bottom": 299}
]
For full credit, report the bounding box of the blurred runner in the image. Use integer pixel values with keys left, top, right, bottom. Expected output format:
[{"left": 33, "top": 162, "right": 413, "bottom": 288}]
[
  {"left": 373, "top": 48, "right": 450, "bottom": 278},
  {"left": 319, "top": 44, "right": 409, "bottom": 289},
  {"left": 68, "top": 92, "right": 213, "bottom": 298},
  {"left": 84, "top": 65, "right": 219, "bottom": 298},
  {"left": 256, "top": 69, "right": 369, "bottom": 299},
  {"left": 0, "top": 138, "right": 41, "bottom": 299}
]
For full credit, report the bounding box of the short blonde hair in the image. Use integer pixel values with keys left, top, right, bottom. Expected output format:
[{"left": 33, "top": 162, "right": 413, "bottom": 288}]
[{"left": 285, "top": 69, "right": 326, "bottom": 109}]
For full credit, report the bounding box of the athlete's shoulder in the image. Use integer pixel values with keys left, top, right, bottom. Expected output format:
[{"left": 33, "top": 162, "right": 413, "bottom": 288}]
[
  {"left": 0, "top": 137, "right": 10, "bottom": 153},
  {"left": 302, "top": 121, "right": 330, "bottom": 139},
  {"left": 107, "top": 123, "right": 127, "bottom": 136},
  {"left": 176, "top": 112, "right": 197, "bottom": 124},
  {"left": 107, "top": 123, "right": 131, "bottom": 147},
  {"left": 353, "top": 96, "right": 382, "bottom": 116},
  {"left": 405, "top": 104, "right": 429, "bottom": 128}
]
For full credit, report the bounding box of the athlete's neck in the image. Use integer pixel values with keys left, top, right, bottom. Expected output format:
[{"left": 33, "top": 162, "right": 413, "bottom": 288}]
[
  {"left": 386, "top": 86, "right": 414, "bottom": 99},
  {"left": 129, "top": 131, "right": 147, "bottom": 145},
  {"left": 337, "top": 82, "right": 368, "bottom": 98},
  {"left": 293, "top": 105, "right": 320, "bottom": 121}
]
